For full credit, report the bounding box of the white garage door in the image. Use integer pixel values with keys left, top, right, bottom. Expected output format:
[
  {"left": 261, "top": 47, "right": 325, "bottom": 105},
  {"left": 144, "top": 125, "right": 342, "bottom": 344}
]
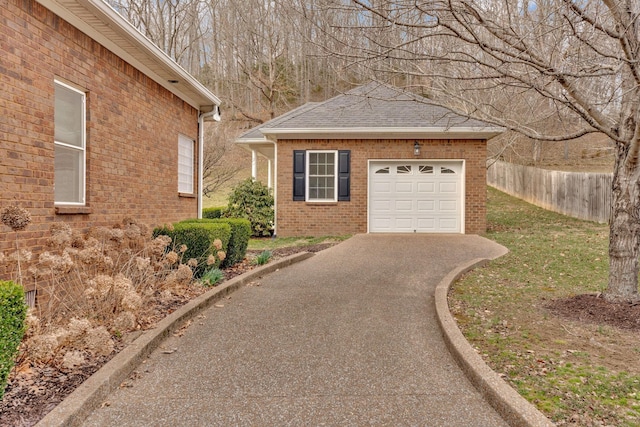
[{"left": 369, "top": 161, "right": 464, "bottom": 233}]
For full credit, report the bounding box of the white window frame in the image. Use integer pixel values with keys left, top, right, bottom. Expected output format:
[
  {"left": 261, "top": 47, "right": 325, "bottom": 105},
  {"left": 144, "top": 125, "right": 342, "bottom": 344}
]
[
  {"left": 54, "top": 80, "right": 86, "bottom": 206},
  {"left": 306, "top": 150, "right": 338, "bottom": 202},
  {"left": 178, "top": 134, "right": 195, "bottom": 194}
]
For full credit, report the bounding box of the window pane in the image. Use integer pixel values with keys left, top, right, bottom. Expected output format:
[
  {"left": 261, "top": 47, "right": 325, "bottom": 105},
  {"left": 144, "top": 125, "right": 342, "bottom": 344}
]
[
  {"left": 307, "top": 151, "right": 336, "bottom": 201},
  {"left": 178, "top": 135, "right": 194, "bottom": 193},
  {"left": 54, "top": 145, "right": 83, "bottom": 204},
  {"left": 55, "top": 84, "right": 84, "bottom": 148}
]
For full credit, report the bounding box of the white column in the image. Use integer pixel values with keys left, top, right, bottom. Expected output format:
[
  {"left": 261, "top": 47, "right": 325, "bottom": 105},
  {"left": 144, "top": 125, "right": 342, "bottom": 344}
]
[
  {"left": 267, "top": 159, "right": 272, "bottom": 189},
  {"left": 251, "top": 150, "right": 257, "bottom": 180}
]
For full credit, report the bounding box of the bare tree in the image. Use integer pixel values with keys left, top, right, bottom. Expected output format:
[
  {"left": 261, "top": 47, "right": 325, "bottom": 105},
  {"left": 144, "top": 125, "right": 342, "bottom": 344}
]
[
  {"left": 201, "top": 123, "right": 247, "bottom": 196},
  {"left": 324, "top": 0, "right": 640, "bottom": 302}
]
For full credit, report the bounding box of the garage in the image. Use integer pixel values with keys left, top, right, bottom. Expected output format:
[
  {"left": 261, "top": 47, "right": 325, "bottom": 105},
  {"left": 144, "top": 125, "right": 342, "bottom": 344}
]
[{"left": 369, "top": 160, "right": 464, "bottom": 233}]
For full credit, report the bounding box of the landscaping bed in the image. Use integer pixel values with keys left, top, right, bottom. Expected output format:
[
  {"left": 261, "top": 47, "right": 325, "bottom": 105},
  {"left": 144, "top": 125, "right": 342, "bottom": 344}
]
[{"left": 0, "top": 240, "right": 340, "bottom": 426}]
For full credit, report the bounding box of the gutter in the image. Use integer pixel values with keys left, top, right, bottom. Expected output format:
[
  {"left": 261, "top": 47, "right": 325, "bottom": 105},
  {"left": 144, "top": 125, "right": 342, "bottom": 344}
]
[{"left": 198, "top": 106, "right": 221, "bottom": 218}]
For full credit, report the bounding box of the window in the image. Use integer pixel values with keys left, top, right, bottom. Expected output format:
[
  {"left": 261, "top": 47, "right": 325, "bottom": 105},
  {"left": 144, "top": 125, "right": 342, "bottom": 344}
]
[
  {"left": 178, "top": 134, "right": 195, "bottom": 193},
  {"left": 54, "top": 81, "right": 86, "bottom": 205},
  {"left": 397, "top": 165, "right": 412, "bottom": 174},
  {"left": 307, "top": 151, "right": 337, "bottom": 201},
  {"left": 293, "top": 150, "right": 350, "bottom": 202}
]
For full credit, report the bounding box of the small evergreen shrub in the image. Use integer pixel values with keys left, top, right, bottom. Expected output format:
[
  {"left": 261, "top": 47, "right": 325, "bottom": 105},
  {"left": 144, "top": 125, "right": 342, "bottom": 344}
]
[
  {"left": 179, "top": 218, "right": 250, "bottom": 268},
  {"left": 0, "top": 280, "right": 27, "bottom": 400},
  {"left": 201, "top": 268, "right": 224, "bottom": 287},
  {"left": 224, "top": 178, "right": 274, "bottom": 237},
  {"left": 153, "top": 222, "right": 231, "bottom": 278},
  {"left": 202, "top": 207, "right": 224, "bottom": 219}
]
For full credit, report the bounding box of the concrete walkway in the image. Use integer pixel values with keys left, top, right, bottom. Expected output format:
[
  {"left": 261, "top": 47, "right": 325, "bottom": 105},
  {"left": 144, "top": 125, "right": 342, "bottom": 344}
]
[{"left": 81, "top": 234, "right": 510, "bottom": 426}]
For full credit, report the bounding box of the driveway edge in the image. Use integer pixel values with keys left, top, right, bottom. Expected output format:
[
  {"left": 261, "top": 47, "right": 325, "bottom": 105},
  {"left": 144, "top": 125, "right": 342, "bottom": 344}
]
[
  {"left": 35, "top": 252, "right": 315, "bottom": 427},
  {"left": 435, "top": 257, "right": 555, "bottom": 427}
]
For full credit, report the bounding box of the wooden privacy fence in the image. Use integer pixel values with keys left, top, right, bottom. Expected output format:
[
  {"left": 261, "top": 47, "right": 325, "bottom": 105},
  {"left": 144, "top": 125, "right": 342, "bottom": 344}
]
[{"left": 486, "top": 161, "right": 612, "bottom": 224}]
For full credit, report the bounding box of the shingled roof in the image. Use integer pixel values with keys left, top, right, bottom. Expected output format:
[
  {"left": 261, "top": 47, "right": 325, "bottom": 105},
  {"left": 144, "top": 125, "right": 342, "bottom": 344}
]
[{"left": 237, "top": 82, "right": 503, "bottom": 142}]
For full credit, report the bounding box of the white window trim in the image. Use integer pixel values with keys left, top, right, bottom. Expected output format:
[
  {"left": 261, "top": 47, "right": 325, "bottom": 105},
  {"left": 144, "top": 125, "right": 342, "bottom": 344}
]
[
  {"left": 54, "top": 80, "right": 86, "bottom": 206},
  {"left": 305, "top": 150, "right": 338, "bottom": 203},
  {"left": 178, "top": 134, "right": 195, "bottom": 194}
]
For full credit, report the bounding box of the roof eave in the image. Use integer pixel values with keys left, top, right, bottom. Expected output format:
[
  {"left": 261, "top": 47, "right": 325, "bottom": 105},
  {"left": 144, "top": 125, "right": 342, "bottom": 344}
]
[
  {"left": 259, "top": 127, "right": 506, "bottom": 140},
  {"left": 37, "top": 0, "right": 220, "bottom": 110}
]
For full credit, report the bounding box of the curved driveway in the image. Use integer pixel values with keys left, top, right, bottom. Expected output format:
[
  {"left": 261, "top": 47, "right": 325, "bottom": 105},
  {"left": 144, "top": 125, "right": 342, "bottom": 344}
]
[{"left": 83, "top": 234, "right": 509, "bottom": 426}]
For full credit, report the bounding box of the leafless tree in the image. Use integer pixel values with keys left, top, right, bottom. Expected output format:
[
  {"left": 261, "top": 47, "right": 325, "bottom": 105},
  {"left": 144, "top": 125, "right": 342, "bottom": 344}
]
[{"left": 323, "top": 0, "right": 640, "bottom": 303}]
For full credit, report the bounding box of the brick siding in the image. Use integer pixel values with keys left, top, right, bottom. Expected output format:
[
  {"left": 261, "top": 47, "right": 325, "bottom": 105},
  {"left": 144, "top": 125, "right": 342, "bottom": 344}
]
[
  {"left": 1, "top": 0, "right": 200, "bottom": 280},
  {"left": 276, "top": 139, "right": 487, "bottom": 237}
]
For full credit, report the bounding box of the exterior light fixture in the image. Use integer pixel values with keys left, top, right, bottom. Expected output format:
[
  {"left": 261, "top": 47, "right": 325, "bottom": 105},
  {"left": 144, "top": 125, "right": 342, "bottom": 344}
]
[{"left": 413, "top": 141, "right": 421, "bottom": 156}]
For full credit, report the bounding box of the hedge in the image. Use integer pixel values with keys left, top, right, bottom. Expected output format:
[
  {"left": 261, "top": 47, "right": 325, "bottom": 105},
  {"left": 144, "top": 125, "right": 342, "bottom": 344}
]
[
  {"left": 179, "top": 218, "right": 250, "bottom": 268},
  {"left": 202, "top": 207, "right": 225, "bottom": 219},
  {"left": 153, "top": 222, "right": 231, "bottom": 278},
  {"left": 0, "top": 281, "right": 27, "bottom": 400}
]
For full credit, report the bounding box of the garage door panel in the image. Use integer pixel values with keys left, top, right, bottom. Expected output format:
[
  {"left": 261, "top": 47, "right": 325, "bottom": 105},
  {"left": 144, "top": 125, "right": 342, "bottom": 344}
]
[
  {"left": 395, "top": 182, "right": 413, "bottom": 192},
  {"left": 438, "top": 218, "right": 459, "bottom": 231},
  {"left": 373, "top": 182, "right": 391, "bottom": 192},
  {"left": 439, "top": 200, "right": 458, "bottom": 211},
  {"left": 417, "top": 200, "right": 435, "bottom": 211},
  {"left": 395, "top": 218, "right": 413, "bottom": 229},
  {"left": 417, "top": 182, "right": 435, "bottom": 193},
  {"left": 370, "top": 161, "right": 463, "bottom": 233},
  {"left": 372, "top": 200, "right": 391, "bottom": 210},
  {"left": 395, "top": 200, "right": 413, "bottom": 210},
  {"left": 372, "top": 218, "right": 392, "bottom": 229},
  {"left": 416, "top": 217, "right": 436, "bottom": 230},
  {"left": 439, "top": 182, "right": 458, "bottom": 193}
]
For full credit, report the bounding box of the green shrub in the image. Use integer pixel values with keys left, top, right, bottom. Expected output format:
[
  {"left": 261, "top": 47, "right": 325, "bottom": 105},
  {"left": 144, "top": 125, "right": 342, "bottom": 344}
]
[
  {"left": 201, "top": 268, "right": 224, "bottom": 287},
  {"left": 253, "top": 250, "right": 272, "bottom": 266},
  {"left": 224, "top": 178, "right": 274, "bottom": 237},
  {"left": 153, "top": 222, "right": 231, "bottom": 278},
  {"left": 179, "top": 218, "right": 250, "bottom": 268},
  {"left": 0, "top": 280, "right": 27, "bottom": 400},
  {"left": 202, "top": 207, "right": 224, "bottom": 219}
]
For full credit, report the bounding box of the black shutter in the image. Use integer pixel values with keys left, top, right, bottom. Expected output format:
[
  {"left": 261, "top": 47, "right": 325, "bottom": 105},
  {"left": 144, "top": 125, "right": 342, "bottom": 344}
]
[
  {"left": 338, "top": 150, "right": 350, "bottom": 201},
  {"left": 293, "top": 150, "right": 306, "bottom": 201}
]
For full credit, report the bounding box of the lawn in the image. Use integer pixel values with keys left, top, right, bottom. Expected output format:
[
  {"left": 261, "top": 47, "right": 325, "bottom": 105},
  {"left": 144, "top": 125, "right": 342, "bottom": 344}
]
[{"left": 450, "top": 187, "right": 640, "bottom": 426}]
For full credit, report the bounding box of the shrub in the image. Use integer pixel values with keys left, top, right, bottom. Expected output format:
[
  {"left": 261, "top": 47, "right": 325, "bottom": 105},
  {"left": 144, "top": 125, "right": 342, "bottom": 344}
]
[
  {"left": 224, "top": 178, "right": 274, "bottom": 237},
  {"left": 253, "top": 250, "right": 272, "bottom": 266},
  {"left": 202, "top": 207, "right": 224, "bottom": 219},
  {"left": 181, "top": 218, "right": 250, "bottom": 268},
  {"left": 153, "top": 222, "right": 231, "bottom": 278},
  {"left": 201, "top": 268, "right": 224, "bottom": 287},
  {"left": 0, "top": 281, "right": 27, "bottom": 400}
]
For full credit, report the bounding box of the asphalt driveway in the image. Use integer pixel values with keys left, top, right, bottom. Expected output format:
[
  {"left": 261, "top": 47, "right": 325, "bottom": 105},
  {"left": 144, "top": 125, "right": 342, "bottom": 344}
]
[{"left": 81, "top": 234, "right": 509, "bottom": 426}]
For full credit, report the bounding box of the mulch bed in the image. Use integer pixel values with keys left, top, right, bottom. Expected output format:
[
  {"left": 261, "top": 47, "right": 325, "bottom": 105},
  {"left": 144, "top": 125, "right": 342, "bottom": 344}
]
[
  {"left": 0, "top": 243, "right": 335, "bottom": 427},
  {"left": 545, "top": 293, "right": 640, "bottom": 331}
]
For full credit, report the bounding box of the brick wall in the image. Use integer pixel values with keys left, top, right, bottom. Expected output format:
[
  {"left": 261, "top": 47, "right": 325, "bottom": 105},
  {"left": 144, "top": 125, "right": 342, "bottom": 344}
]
[
  {"left": 0, "top": 0, "right": 200, "bottom": 279},
  {"left": 276, "top": 139, "right": 487, "bottom": 237}
]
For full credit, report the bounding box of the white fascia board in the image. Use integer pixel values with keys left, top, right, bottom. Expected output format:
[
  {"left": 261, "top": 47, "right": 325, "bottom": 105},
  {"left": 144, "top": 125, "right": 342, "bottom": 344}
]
[
  {"left": 37, "top": 0, "right": 221, "bottom": 110},
  {"left": 259, "top": 127, "right": 506, "bottom": 140}
]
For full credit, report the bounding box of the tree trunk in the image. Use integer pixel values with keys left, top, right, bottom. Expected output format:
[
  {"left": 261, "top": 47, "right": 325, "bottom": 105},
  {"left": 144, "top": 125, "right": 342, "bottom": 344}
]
[{"left": 606, "top": 146, "right": 640, "bottom": 303}]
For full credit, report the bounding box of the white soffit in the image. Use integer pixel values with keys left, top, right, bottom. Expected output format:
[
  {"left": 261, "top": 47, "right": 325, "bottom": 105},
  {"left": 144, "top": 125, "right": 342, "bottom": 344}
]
[{"left": 37, "top": 0, "right": 221, "bottom": 111}]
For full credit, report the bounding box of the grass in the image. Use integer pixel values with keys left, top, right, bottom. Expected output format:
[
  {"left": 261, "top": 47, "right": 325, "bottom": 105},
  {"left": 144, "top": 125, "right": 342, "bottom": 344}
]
[{"left": 450, "top": 187, "right": 640, "bottom": 426}]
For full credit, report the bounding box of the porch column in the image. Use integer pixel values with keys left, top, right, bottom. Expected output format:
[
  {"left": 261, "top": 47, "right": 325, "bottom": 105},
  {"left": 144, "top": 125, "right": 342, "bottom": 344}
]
[
  {"left": 267, "top": 159, "right": 272, "bottom": 189},
  {"left": 251, "top": 150, "right": 257, "bottom": 180}
]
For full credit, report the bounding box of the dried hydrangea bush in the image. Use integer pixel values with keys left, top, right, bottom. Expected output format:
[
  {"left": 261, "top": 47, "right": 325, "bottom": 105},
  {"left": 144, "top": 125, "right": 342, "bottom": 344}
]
[{"left": 0, "top": 218, "right": 207, "bottom": 365}]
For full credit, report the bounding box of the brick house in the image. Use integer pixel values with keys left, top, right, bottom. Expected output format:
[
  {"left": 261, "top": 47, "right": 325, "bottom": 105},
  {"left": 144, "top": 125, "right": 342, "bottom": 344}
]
[
  {"left": 236, "top": 83, "right": 503, "bottom": 237},
  {"left": 1, "top": 0, "right": 221, "bottom": 279}
]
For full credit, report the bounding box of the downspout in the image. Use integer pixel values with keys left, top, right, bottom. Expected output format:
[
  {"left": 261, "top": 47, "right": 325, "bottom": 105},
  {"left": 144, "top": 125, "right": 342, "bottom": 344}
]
[{"left": 198, "top": 106, "right": 221, "bottom": 219}]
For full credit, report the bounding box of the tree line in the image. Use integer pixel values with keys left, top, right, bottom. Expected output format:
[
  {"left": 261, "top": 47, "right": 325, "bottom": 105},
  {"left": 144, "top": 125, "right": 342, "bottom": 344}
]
[{"left": 108, "top": 0, "right": 640, "bottom": 303}]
